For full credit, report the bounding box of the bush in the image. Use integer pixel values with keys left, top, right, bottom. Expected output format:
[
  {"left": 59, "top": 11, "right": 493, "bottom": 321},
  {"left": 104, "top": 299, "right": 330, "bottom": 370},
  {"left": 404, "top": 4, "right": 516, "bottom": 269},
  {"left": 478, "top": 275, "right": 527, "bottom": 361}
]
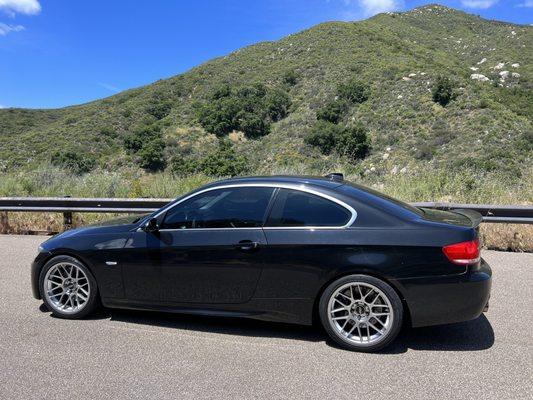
[
  {"left": 146, "top": 100, "right": 172, "bottom": 119},
  {"left": 305, "top": 121, "right": 370, "bottom": 161},
  {"left": 138, "top": 138, "right": 167, "bottom": 172},
  {"left": 282, "top": 69, "right": 298, "bottom": 86},
  {"left": 197, "top": 83, "right": 291, "bottom": 138},
  {"left": 200, "top": 140, "right": 249, "bottom": 176},
  {"left": 170, "top": 157, "right": 201, "bottom": 176},
  {"left": 264, "top": 88, "right": 291, "bottom": 122},
  {"left": 304, "top": 121, "right": 341, "bottom": 155},
  {"left": 51, "top": 151, "right": 96, "bottom": 175},
  {"left": 337, "top": 124, "right": 370, "bottom": 161},
  {"left": 432, "top": 76, "right": 456, "bottom": 107},
  {"left": 338, "top": 79, "right": 370, "bottom": 104},
  {"left": 316, "top": 100, "right": 347, "bottom": 124},
  {"left": 124, "top": 123, "right": 162, "bottom": 153}
]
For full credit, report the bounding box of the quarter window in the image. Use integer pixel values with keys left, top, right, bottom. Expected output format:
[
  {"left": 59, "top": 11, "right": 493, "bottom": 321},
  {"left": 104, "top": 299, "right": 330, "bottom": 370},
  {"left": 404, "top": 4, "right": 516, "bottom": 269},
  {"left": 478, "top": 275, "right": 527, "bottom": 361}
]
[
  {"left": 161, "top": 187, "right": 274, "bottom": 229},
  {"left": 265, "top": 189, "right": 352, "bottom": 227}
]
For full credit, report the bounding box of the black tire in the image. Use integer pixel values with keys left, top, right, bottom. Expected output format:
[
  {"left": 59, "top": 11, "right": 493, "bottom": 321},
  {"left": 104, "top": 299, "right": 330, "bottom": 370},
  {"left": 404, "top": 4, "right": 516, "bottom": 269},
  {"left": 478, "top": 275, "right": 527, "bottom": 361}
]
[
  {"left": 319, "top": 274, "right": 403, "bottom": 352},
  {"left": 39, "top": 255, "right": 99, "bottom": 319}
]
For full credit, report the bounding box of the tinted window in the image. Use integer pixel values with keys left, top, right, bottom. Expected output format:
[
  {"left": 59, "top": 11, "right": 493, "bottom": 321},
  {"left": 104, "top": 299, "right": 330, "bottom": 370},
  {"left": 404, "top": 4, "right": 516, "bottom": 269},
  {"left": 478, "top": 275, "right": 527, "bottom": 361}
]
[
  {"left": 266, "top": 189, "right": 351, "bottom": 227},
  {"left": 161, "top": 187, "right": 274, "bottom": 229}
]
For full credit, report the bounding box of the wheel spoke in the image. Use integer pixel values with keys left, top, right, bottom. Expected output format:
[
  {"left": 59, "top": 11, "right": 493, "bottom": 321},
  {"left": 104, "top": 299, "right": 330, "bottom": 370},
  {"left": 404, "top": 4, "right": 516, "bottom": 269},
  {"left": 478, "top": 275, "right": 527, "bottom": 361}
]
[{"left": 337, "top": 292, "right": 352, "bottom": 302}]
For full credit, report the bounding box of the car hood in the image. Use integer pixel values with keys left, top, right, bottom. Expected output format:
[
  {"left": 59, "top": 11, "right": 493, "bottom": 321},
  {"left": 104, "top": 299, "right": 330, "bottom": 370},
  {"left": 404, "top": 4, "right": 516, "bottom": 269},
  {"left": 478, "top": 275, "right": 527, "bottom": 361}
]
[{"left": 46, "top": 214, "right": 148, "bottom": 242}]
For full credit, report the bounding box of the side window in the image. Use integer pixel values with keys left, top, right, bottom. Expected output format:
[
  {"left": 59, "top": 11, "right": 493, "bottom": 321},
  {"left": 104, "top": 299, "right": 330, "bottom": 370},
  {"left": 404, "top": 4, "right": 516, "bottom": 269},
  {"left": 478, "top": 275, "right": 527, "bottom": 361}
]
[
  {"left": 161, "top": 187, "right": 274, "bottom": 229},
  {"left": 265, "top": 189, "right": 351, "bottom": 227}
]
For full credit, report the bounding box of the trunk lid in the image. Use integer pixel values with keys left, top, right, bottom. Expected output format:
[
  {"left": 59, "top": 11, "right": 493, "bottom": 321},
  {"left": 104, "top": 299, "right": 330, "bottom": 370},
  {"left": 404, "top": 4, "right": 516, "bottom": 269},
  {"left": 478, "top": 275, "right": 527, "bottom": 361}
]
[{"left": 419, "top": 207, "right": 482, "bottom": 228}]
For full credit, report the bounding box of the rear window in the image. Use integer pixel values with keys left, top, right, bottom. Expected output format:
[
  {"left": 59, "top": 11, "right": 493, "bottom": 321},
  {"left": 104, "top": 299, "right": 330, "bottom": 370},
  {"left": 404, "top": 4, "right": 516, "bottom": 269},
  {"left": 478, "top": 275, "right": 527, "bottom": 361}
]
[
  {"left": 265, "top": 189, "right": 351, "bottom": 227},
  {"left": 342, "top": 182, "right": 424, "bottom": 216}
]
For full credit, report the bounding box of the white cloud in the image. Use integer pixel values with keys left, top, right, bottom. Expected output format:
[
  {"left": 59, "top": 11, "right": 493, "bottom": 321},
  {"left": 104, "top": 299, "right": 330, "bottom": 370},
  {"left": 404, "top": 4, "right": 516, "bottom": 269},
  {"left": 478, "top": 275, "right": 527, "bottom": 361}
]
[
  {"left": 340, "top": 0, "right": 403, "bottom": 19},
  {"left": 0, "top": 22, "right": 24, "bottom": 35},
  {"left": 517, "top": 0, "right": 533, "bottom": 7},
  {"left": 0, "top": 0, "right": 41, "bottom": 17},
  {"left": 359, "top": 0, "right": 403, "bottom": 16},
  {"left": 460, "top": 0, "right": 499, "bottom": 9}
]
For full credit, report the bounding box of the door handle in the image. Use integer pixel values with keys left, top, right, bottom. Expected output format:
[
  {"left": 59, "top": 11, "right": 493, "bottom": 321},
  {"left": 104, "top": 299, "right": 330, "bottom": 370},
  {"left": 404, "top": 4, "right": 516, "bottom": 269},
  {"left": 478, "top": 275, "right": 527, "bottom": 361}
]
[{"left": 236, "top": 240, "right": 260, "bottom": 251}]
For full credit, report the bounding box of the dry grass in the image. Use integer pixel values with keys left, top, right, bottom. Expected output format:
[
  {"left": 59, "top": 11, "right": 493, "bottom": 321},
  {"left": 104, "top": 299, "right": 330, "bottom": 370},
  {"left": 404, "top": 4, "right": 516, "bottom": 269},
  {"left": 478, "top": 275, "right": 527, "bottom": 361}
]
[
  {"left": 1, "top": 211, "right": 531, "bottom": 252},
  {"left": 480, "top": 224, "right": 533, "bottom": 252}
]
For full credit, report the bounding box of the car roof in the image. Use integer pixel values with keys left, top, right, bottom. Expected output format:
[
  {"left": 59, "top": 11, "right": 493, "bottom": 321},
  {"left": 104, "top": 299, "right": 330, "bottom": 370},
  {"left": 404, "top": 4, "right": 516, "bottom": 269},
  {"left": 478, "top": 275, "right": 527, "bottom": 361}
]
[{"left": 202, "top": 175, "right": 345, "bottom": 190}]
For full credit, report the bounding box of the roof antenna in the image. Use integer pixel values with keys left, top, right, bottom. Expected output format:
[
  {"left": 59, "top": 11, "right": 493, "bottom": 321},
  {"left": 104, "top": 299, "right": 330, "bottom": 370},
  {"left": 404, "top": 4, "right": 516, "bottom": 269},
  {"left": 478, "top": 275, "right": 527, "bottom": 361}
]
[{"left": 325, "top": 173, "right": 344, "bottom": 182}]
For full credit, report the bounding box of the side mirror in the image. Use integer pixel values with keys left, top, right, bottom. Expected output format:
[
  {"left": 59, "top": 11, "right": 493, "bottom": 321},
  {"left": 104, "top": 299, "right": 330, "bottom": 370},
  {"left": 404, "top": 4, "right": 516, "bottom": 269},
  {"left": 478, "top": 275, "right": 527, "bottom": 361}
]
[{"left": 145, "top": 217, "right": 159, "bottom": 233}]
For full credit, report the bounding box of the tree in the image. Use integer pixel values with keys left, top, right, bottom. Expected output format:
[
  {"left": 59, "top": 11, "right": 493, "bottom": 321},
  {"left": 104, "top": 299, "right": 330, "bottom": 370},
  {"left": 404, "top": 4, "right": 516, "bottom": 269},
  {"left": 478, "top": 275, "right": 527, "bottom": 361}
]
[
  {"left": 304, "top": 121, "right": 341, "bottom": 155},
  {"left": 432, "top": 76, "right": 456, "bottom": 107},
  {"left": 138, "top": 138, "right": 166, "bottom": 172},
  {"left": 196, "top": 83, "right": 291, "bottom": 139},
  {"left": 338, "top": 79, "right": 370, "bottom": 104},
  {"left": 200, "top": 140, "right": 249, "bottom": 176},
  {"left": 337, "top": 124, "right": 370, "bottom": 161},
  {"left": 305, "top": 121, "right": 371, "bottom": 161},
  {"left": 282, "top": 69, "right": 298, "bottom": 86},
  {"left": 51, "top": 151, "right": 96, "bottom": 175},
  {"left": 316, "top": 100, "right": 347, "bottom": 124}
]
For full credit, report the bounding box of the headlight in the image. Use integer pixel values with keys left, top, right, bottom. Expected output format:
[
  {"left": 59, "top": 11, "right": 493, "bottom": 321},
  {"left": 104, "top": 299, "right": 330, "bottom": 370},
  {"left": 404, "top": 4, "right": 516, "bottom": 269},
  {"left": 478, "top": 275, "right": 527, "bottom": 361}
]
[{"left": 38, "top": 245, "right": 45, "bottom": 253}]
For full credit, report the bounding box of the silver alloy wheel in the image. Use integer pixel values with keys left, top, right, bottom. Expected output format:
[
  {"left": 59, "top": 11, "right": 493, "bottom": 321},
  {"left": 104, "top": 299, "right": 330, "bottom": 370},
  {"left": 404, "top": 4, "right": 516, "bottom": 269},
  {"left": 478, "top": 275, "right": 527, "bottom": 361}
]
[
  {"left": 43, "top": 262, "right": 90, "bottom": 314},
  {"left": 327, "top": 282, "right": 394, "bottom": 346}
]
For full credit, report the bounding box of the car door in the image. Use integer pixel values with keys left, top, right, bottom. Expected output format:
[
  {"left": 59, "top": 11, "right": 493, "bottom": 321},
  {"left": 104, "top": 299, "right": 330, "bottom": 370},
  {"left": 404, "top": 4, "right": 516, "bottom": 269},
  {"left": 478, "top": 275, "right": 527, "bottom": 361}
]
[
  {"left": 256, "top": 188, "right": 358, "bottom": 300},
  {"left": 122, "top": 186, "right": 274, "bottom": 304}
]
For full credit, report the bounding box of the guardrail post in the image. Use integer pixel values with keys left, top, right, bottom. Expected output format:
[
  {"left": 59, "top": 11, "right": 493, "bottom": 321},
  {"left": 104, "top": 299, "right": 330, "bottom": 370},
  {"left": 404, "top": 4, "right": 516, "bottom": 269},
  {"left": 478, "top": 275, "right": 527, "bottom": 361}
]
[
  {"left": 0, "top": 211, "right": 9, "bottom": 234},
  {"left": 63, "top": 212, "right": 73, "bottom": 231}
]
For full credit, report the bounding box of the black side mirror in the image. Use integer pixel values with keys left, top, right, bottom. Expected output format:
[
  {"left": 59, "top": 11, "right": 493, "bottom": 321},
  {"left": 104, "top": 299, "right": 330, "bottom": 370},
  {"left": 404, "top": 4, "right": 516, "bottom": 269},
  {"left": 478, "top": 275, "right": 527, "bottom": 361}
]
[{"left": 145, "top": 217, "right": 159, "bottom": 233}]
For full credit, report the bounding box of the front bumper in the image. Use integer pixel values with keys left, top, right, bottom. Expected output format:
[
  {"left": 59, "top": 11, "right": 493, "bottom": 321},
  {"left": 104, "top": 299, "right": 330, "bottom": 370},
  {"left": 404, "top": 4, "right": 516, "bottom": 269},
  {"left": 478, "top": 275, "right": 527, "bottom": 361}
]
[
  {"left": 31, "top": 251, "right": 52, "bottom": 299},
  {"left": 398, "top": 258, "right": 492, "bottom": 328}
]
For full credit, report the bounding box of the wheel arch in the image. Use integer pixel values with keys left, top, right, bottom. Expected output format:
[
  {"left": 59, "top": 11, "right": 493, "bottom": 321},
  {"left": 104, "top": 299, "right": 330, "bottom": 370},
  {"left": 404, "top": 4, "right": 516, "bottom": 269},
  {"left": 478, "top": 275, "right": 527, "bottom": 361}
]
[{"left": 34, "top": 251, "right": 96, "bottom": 300}]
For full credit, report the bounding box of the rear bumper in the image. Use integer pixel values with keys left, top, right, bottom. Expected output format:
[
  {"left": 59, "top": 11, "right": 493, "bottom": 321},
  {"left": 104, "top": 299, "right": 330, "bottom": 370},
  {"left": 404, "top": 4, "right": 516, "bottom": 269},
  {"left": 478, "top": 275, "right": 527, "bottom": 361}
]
[{"left": 398, "top": 258, "right": 492, "bottom": 328}]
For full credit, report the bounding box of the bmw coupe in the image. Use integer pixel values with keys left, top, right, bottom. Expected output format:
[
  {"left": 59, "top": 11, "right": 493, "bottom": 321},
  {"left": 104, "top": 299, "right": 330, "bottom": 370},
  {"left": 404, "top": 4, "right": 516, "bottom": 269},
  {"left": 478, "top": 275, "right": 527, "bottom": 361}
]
[{"left": 31, "top": 174, "right": 492, "bottom": 352}]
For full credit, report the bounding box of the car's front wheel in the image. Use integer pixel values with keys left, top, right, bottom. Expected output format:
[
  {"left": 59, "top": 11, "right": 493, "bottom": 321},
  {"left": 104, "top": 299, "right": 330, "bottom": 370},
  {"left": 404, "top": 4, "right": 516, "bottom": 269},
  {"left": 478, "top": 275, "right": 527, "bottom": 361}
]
[
  {"left": 39, "top": 255, "right": 99, "bottom": 319},
  {"left": 319, "top": 274, "right": 403, "bottom": 352}
]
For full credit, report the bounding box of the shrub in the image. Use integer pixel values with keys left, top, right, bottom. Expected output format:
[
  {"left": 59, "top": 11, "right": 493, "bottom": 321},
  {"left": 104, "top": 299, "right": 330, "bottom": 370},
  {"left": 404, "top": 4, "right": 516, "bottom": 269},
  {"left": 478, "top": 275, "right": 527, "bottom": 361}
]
[
  {"left": 316, "top": 100, "right": 347, "bottom": 124},
  {"left": 432, "top": 76, "right": 456, "bottom": 107},
  {"left": 124, "top": 123, "right": 161, "bottom": 153},
  {"left": 338, "top": 79, "right": 370, "bottom": 104},
  {"left": 170, "top": 157, "right": 201, "bottom": 176},
  {"left": 138, "top": 138, "right": 167, "bottom": 172},
  {"left": 282, "top": 69, "right": 298, "bottom": 86},
  {"left": 196, "top": 83, "right": 291, "bottom": 138},
  {"left": 200, "top": 140, "right": 249, "bottom": 176},
  {"left": 305, "top": 121, "right": 370, "bottom": 161},
  {"left": 51, "top": 151, "right": 96, "bottom": 175},
  {"left": 264, "top": 89, "right": 291, "bottom": 122},
  {"left": 146, "top": 101, "right": 172, "bottom": 119},
  {"left": 337, "top": 124, "right": 370, "bottom": 161},
  {"left": 304, "top": 121, "right": 341, "bottom": 155}
]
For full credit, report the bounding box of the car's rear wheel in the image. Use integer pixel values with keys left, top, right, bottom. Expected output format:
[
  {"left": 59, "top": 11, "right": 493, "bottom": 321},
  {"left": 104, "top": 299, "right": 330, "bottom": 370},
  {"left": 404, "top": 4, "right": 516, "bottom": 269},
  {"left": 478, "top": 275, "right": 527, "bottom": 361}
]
[
  {"left": 319, "top": 274, "right": 403, "bottom": 352},
  {"left": 39, "top": 255, "right": 99, "bottom": 319}
]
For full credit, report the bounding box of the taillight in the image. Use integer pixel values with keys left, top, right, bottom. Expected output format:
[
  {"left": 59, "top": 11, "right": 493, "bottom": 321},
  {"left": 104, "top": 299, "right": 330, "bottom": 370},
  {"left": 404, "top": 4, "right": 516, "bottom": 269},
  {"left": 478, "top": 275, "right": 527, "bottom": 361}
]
[{"left": 442, "top": 239, "right": 480, "bottom": 265}]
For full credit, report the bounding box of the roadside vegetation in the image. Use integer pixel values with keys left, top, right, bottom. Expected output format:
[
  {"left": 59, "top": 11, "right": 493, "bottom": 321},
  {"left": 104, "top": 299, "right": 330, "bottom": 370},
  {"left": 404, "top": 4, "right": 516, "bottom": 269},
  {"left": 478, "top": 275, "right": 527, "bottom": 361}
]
[{"left": 0, "top": 5, "right": 531, "bottom": 250}]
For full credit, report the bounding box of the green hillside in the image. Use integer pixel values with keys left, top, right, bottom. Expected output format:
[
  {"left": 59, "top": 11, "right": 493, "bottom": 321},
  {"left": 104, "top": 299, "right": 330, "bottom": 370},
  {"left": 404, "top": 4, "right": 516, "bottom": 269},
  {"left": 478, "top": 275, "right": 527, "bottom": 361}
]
[{"left": 0, "top": 4, "right": 531, "bottom": 194}]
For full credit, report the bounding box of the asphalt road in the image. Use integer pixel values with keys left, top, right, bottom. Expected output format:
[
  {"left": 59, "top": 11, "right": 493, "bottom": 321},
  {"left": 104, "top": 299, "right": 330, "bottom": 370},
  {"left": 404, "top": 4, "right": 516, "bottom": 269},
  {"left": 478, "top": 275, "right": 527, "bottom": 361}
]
[{"left": 0, "top": 235, "right": 531, "bottom": 400}]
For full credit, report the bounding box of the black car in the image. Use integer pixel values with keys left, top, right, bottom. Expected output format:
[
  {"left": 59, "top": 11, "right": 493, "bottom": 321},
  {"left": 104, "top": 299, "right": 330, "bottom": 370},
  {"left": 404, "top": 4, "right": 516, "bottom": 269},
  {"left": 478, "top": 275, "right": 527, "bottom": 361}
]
[{"left": 31, "top": 174, "right": 492, "bottom": 352}]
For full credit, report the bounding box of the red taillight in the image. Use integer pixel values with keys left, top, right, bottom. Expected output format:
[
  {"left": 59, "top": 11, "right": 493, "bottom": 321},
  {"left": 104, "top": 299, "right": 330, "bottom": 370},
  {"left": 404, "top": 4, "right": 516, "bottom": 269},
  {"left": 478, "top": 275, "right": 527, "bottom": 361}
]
[{"left": 443, "top": 239, "right": 480, "bottom": 265}]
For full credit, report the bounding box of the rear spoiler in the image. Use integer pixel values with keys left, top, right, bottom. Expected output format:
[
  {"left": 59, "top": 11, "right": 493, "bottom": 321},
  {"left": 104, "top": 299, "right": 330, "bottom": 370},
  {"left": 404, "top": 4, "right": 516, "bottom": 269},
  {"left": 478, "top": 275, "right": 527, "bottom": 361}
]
[{"left": 451, "top": 209, "right": 483, "bottom": 228}]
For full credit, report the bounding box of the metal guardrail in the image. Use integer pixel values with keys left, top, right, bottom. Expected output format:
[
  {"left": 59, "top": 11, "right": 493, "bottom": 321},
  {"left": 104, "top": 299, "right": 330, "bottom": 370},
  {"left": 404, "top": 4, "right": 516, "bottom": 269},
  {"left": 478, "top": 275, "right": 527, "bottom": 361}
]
[{"left": 0, "top": 197, "right": 531, "bottom": 230}]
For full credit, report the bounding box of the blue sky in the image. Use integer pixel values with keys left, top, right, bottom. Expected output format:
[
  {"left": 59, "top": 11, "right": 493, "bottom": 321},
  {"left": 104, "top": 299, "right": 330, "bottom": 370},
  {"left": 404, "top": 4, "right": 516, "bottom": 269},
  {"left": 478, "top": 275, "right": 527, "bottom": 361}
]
[{"left": 1, "top": 0, "right": 531, "bottom": 109}]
